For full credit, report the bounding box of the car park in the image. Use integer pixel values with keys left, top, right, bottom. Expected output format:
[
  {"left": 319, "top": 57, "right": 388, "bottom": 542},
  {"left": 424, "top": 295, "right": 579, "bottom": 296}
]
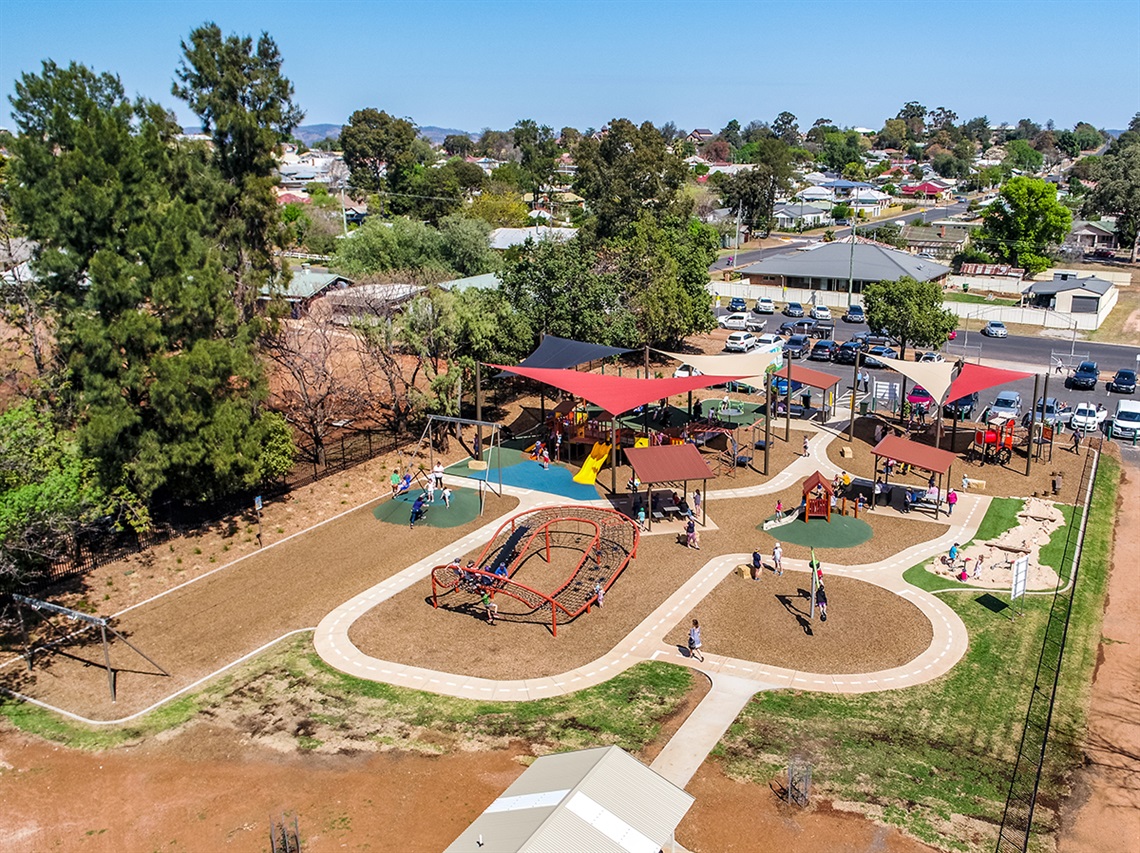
[
  {"left": 673, "top": 364, "right": 703, "bottom": 378},
  {"left": 752, "top": 297, "right": 775, "bottom": 315},
  {"left": 864, "top": 346, "right": 898, "bottom": 368},
  {"left": 728, "top": 296, "right": 748, "bottom": 312},
  {"left": 981, "top": 320, "right": 1008, "bottom": 338},
  {"left": 834, "top": 340, "right": 866, "bottom": 365},
  {"left": 809, "top": 340, "right": 838, "bottom": 361},
  {"left": 1070, "top": 402, "right": 1108, "bottom": 433},
  {"left": 725, "top": 331, "right": 757, "bottom": 352},
  {"left": 1107, "top": 368, "right": 1136, "bottom": 394},
  {"left": 718, "top": 312, "right": 764, "bottom": 331},
  {"left": 843, "top": 304, "right": 865, "bottom": 323},
  {"left": 772, "top": 375, "right": 804, "bottom": 396},
  {"left": 810, "top": 304, "right": 832, "bottom": 321},
  {"left": 783, "top": 334, "right": 810, "bottom": 358},
  {"left": 783, "top": 302, "right": 805, "bottom": 317},
  {"left": 1111, "top": 400, "right": 1140, "bottom": 439},
  {"left": 918, "top": 352, "right": 945, "bottom": 363},
  {"left": 987, "top": 391, "right": 1022, "bottom": 421},
  {"left": 1068, "top": 361, "right": 1099, "bottom": 391},
  {"left": 944, "top": 392, "right": 979, "bottom": 419},
  {"left": 1022, "top": 397, "right": 1072, "bottom": 428}
]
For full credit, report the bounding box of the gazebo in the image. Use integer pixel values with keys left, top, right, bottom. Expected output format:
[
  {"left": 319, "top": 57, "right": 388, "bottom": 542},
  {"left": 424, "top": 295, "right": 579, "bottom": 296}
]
[
  {"left": 623, "top": 443, "right": 716, "bottom": 529},
  {"left": 872, "top": 434, "right": 958, "bottom": 518},
  {"left": 802, "top": 470, "right": 833, "bottom": 522}
]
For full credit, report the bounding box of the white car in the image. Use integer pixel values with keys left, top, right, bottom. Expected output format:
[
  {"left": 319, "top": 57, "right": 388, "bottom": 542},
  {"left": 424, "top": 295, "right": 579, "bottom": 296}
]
[
  {"left": 673, "top": 364, "right": 703, "bottom": 378},
  {"left": 756, "top": 333, "right": 782, "bottom": 347},
  {"left": 725, "top": 331, "right": 757, "bottom": 352},
  {"left": 810, "top": 304, "right": 832, "bottom": 320},
  {"left": 1112, "top": 400, "right": 1140, "bottom": 439},
  {"left": 1069, "top": 401, "right": 1108, "bottom": 433},
  {"left": 918, "top": 352, "right": 945, "bottom": 363},
  {"left": 981, "top": 321, "right": 1008, "bottom": 338},
  {"left": 718, "top": 312, "right": 764, "bottom": 332},
  {"left": 988, "top": 391, "right": 1022, "bottom": 421},
  {"left": 753, "top": 297, "right": 775, "bottom": 314}
]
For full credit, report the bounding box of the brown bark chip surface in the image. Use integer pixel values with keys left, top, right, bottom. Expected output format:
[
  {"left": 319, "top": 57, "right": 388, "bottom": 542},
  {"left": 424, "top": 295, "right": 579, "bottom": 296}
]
[
  {"left": 664, "top": 574, "right": 933, "bottom": 673},
  {"left": 1059, "top": 458, "right": 1140, "bottom": 852}
]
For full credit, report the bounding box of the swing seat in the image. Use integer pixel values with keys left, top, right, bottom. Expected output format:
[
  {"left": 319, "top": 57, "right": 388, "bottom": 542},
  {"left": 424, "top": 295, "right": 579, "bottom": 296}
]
[{"left": 469, "top": 460, "right": 488, "bottom": 472}]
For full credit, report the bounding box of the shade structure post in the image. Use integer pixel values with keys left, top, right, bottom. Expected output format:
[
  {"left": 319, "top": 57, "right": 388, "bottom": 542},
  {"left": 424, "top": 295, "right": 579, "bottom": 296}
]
[
  {"left": 784, "top": 360, "right": 792, "bottom": 441},
  {"left": 610, "top": 420, "right": 618, "bottom": 494},
  {"left": 764, "top": 373, "right": 772, "bottom": 475},
  {"left": 849, "top": 351, "right": 859, "bottom": 442},
  {"left": 101, "top": 623, "right": 115, "bottom": 702},
  {"left": 936, "top": 471, "right": 942, "bottom": 519},
  {"left": 688, "top": 390, "right": 693, "bottom": 419},
  {"left": 1027, "top": 373, "right": 1042, "bottom": 473},
  {"left": 702, "top": 478, "right": 708, "bottom": 526},
  {"left": 475, "top": 361, "right": 482, "bottom": 425}
]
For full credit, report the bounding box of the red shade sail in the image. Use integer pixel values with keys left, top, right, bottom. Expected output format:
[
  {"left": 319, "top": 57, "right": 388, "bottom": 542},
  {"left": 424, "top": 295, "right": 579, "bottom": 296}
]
[
  {"left": 490, "top": 365, "right": 748, "bottom": 417},
  {"left": 945, "top": 363, "right": 1036, "bottom": 403}
]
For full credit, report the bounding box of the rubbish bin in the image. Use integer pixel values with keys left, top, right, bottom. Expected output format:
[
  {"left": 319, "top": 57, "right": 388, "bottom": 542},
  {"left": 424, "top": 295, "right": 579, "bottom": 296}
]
[
  {"left": 801, "top": 391, "right": 812, "bottom": 408},
  {"left": 859, "top": 400, "right": 870, "bottom": 416}
]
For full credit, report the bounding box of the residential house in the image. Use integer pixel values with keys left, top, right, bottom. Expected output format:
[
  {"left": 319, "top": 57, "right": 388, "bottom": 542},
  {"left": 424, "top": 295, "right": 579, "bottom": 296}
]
[
  {"left": 488, "top": 225, "right": 577, "bottom": 250},
  {"left": 772, "top": 203, "right": 830, "bottom": 230},
  {"left": 1023, "top": 273, "right": 1118, "bottom": 324},
  {"left": 796, "top": 185, "right": 836, "bottom": 205},
  {"left": 821, "top": 179, "right": 874, "bottom": 199},
  {"left": 950, "top": 263, "right": 1026, "bottom": 296},
  {"left": 686, "top": 128, "right": 715, "bottom": 144},
  {"left": 1067, "top": 218, "right": 1118, "bottom": 251},
  {"left": 262, "top": 265, "right": 353, "bottom": 318},
  {"left": 800, "top": 171, "right": 832, "bottom": 186},
  {"left": 849, "top": 188, "right": 892, "bottom": 217},
  {"left": 465, "top": 155, "right": 503, "bottom": 175},
  {"left": 900, "top": 181, "right": 953, "bottom": 200},
  {"left": 899, "top": 224, "right": 971, "bottom": 261}
]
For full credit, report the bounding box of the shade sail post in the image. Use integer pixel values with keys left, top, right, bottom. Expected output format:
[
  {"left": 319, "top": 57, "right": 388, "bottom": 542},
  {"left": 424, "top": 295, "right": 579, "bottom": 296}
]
[{"left": 784, "top": 360, "right": 792, "bottom": 441}]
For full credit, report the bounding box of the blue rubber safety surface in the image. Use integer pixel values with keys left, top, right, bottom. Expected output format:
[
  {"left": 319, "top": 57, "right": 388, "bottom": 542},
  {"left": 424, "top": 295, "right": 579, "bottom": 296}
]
[{"left": 446, "top": 447, "right": 601, "bottom": 501}]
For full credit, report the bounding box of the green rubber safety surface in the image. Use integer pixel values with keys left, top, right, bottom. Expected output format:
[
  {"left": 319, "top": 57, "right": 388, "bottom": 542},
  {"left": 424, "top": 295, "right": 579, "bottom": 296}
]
[
  {"left": 758, "top": 513, "right": 874, "bottom": 549},
  {"left": 374, "top": 487, "right": 483, "bottom": 528}
]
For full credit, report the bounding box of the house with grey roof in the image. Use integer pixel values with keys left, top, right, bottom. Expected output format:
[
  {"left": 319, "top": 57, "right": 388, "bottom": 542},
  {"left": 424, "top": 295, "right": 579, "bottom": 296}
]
[
  {"left": 444, "top": 746, "right": 693, "bottom": 853},
  {"left": 489, "top": 225, "right": 577, "bottom": 250},
  {"left": 739, "top": 241, "right": 950, "bottom": 295},
  {"left": 772, "top": 202, "right": 830, "bottom": 230},
  {"left": 1066, "top": 218, "right": 1117, "bottom": 251},
  {"left": 1024, "top": 272, "right": 1117, "bottom": 317},
  {"left": 261, "top": 264, "right": 353, "bottom": 317}
]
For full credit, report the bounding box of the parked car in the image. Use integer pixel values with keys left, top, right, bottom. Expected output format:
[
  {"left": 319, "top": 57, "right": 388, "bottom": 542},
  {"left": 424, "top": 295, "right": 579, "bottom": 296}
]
[
  {"left": 725, "top": 331, "right": 757, "bottom": 352},
  {"left": 752, "top": 297, "right": 775, "bottom": 315},
  {"left": 865, "top": 328, "right": 898, "bottom": 346},
  {"left": 772, "top": 375, "right": 804, "bottom": 396},
  {"left": 1111, "top": 400, "right": 1140, "bottom": 439},
  {"left": 810, "top": 304, "right": 832, "bottom": 321},
  {"left": 987, "top": 391, "right": 1022, "bottom": 422},
  {"left": 1070, "top": 401, "right": 1108, "bottom": 433},
  {"left": 834, "top": 340, "right": 866, "bottom": 365},
  {"left": 1022, "top": 397, "right": 1072, "bottom": 428},
  {"left": 944, "top": 392, "right": 979, "bottom": 419},
  {"left": 673, "top": 364, "right": 703, "bottom": 378},
  {"left": 783, "top": 334, "right": 811, "bottom": 358},
  {"left": 755, "top": 333, "right": 782, "bottom": 347},
  {"left": 1068, "top": 361, "right": 1100, "bottom": 391},
  {"left": 718, "top": 312, "right": 764, "bottom": 331},
  {"left": 981, "top": 320, "right": 1008, "bottom": 338},
  {"left": 834, "top": 218, "right": 850, "bottom": 226},
  {"left": 809, "top": 340, "right": 838, "bottom": 361},
  {"left": 918, "top": 351, "right": 945, "bottom": 363},
  {"left": 864, "top": 346, "right": 898, "bottom": 368},
  {"left": 778, "top": 318, "right": 817, "bottom": 336},
  {"left": 843, "top": 304, "right": 865, "bottom": 323},
  {"left": 906, "top": 386, "right": 936, "bottom": 412},
  {"left": 728, "top": 296, "right": 748, "bottom": 312},
  {"left": 1107, "top": 368, "right": 1136, "bottom": 394},
  {"left": 783, "top": 301, "right": 805, "bottom": 318}
]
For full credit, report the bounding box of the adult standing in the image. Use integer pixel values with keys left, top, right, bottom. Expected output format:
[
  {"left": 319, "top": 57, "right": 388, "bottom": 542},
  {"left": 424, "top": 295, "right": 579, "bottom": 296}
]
[
  {"left": 432, "top": 460, "right": 445, "bottom": 492},
  {"left": 772, "top": 541, "right": 784, "bottom": 576},
  {"left": 688, "top": 619, "right": 704, "bottom": 662},
  {"left": 1071, "top": 429, "right": 1081, "bottom": 454},
  {"left": 815, "top": 583, "right": 828, "bottom": 621},
  {"left": 946, "top": 488, "right": 958, "bottom": 516},
  {"left": 873, "top": 476, "right": 884, "bottom": 508},
  {"left": 692, "top": 489, "right": 702, "bottom": 517}
]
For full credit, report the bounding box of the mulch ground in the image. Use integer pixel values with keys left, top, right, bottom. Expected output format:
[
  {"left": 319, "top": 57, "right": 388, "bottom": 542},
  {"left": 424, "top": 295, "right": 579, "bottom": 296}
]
[{"left": 664, "top": 573, "right": 933, "bottom": 673}]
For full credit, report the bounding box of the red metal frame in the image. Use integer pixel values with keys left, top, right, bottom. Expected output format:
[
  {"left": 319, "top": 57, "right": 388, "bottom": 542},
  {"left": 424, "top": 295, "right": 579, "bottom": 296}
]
[{"left": 430, "top": 505, "right": 639, "bottom": 637}]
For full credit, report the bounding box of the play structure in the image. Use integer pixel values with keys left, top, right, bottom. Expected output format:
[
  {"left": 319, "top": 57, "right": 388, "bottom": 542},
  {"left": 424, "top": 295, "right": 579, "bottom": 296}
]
[
  {"left": 573, "top": 441, "right": 611, "bottom": 484},
  {"left": 685, "top": 424, "right": 744, "bottom": 478},
  {"left": 971, "top": 416, "right": 1018, "bottom": 465},
  {"left": 802, "top": 471, "right": 834, "bottom": 522},
  {"left": 429, "top": 505, "right": 639, "bottom": 636},
  {"left": 401, "top": 415, "right": 504, "bottom": 513}
]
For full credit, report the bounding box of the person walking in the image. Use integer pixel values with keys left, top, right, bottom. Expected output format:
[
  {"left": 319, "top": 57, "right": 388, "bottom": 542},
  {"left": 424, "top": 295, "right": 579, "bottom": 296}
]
[
  {"left": 1070, "top": 429, "right": 1081, "bottom": 453},
  {"left": 692, "top": 489, "right": 702, "bottom": 517},
  {"left": 686, "top": 517, "right": 700, "bottom": 549},
  {"left": 803, "top": 435, "right": 810, "bottom": 457},
  {"left": 772, "top": 541, "right": 783, "bottom": 576},
  {"left": 815, "top": 583, "right": 828, "bottom": 621},
  {"left": 441, "top": 486, "right": 453, "bottom": 508},
  {"left": 946, "top": 488, "right": 957, "bottom": 516},
  {"left": 688, "top": 619, "right": 704, "bottom": 661},
  {"left": 481, "top": 591, "right": 498, "bottom": 625}
]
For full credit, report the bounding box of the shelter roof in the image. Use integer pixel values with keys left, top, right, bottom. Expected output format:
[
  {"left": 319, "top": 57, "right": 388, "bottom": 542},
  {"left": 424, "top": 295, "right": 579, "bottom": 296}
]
[
  {"left": 802, "top": 470, "right": 833, "bottom": 496},
  {"left": 655, "top": 348, "right": 783, "bottom": 386},
  {"left": 737, "top": 241, "right": 950, "bottom": 283},
  {"left": 1026, "top": 276, "right": 1114, "bottom": 296},
  {"left": 945, "top": 363, "right": 1035, "bottom": 403},
  {"left": 490, "top": 365, "right": 747, "bottom": 417},
  {"left": 515, "top": 335, "right": 631, "bottom": 371},
  {"left": 624, "top": 444, "right": 715, "bottom": 484},
  {"left": 871, "top": 434, "right": 957, "bottom": 475},
  {"left": 778, "top": 362, "right": 842, "bottom": 390}
]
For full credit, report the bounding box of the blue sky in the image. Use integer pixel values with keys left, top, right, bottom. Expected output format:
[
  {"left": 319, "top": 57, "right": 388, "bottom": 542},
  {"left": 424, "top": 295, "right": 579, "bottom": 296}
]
[{"left": 2, "top": 0, "right": 1138, "bottom": 134}]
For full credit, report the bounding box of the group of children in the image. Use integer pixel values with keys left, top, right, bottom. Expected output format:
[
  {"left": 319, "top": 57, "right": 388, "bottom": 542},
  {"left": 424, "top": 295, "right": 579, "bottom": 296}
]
[
  {"left": 446, "top": 559, "right": 510, "bottom": 624},
  {"left": 393, "top": 461, "right": 453, "bottom": 529}
]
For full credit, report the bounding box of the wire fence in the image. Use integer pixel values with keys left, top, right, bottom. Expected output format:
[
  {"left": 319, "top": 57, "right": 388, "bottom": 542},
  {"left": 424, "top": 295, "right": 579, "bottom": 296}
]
[{"left": 994, "top": 436, "right": 1101, "bottom": 852}]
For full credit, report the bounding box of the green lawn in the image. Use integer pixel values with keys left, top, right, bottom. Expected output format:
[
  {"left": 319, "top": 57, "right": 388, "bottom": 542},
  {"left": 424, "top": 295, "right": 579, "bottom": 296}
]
[
  {"left": 944, "top": 292, "right": 1019, "bottom": 306},
  {"left": 714, "top": 456, "right": 1119, "bottom": 851}
]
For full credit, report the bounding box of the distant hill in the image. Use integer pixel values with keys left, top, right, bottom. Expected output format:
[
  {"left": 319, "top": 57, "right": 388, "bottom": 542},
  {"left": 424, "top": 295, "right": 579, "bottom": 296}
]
[{"left": 185, "top": 123, "right": 476, "bottom": 147}]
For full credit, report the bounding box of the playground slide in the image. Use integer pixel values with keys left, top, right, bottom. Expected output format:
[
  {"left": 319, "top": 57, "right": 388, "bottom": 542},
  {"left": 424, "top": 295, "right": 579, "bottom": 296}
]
[
  {"left": 572, "top": 442, "right": 611, "bottom": 484},
  {"left": 634, "top": 437, "right": 649, "bottom": 448}
]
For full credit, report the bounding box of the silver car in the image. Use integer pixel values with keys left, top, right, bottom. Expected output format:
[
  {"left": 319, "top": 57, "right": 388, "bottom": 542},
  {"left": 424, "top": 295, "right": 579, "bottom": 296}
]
[
  {"left": 982, "top": 320, "right": 1008, "bottom": 338},
  {"left": 987, "top": 391, "right": 1022, "bottom": 421}
]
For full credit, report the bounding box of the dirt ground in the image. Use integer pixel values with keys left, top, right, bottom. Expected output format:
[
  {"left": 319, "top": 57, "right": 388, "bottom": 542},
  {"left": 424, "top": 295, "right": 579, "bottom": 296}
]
[
  {"left": 1058, "top": 458, "right": 1140, "bottom": 852},
  {"left": 664, "top": 573, "right": 933, "bottom": 673}
]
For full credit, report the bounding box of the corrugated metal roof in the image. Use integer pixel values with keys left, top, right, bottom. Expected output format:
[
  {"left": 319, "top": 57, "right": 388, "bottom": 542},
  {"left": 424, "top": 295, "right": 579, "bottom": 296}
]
[
  {"left": 871, "top": 433, "right": 957, "bottom": 475},
  {"left": 444, "top": 746, "right": 694, "bottom": 853},
  {"left": 738, "top": 242, "right": 950, "bottom": 283},
  {"left": 624, "top": 444, "right": 715, "bottom": 484}
]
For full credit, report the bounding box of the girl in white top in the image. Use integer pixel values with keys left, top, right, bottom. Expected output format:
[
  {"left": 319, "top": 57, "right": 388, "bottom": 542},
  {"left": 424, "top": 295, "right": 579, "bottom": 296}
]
[{"left": 688, "top": 619, "right": 703, "bottom": 662}]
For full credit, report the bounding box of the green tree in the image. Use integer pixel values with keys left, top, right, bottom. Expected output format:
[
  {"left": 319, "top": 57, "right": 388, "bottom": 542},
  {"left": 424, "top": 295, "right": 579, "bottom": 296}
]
[
  {"left": 572, "top": 118, "right": 689, "bottom": 238},
  {"left": 442, "top": 133, "right": 474, "bottom": 156},
  {"left": 468, "top": 190, "right": 530, "bottom": 227},
  {"left": 341, "top": 108, "right": 417, "bottom": 198},
  {"left": 772, "top": 111, "right": 799, "bottom": 146},
  {"left": 173, "top": 23, "right": 303, "bottom": 318},
  {"left": 1071, "top": 122, "right": 1103, "bottom": 152},
  {"left": 438, "top": 215, "right": 499, "bottom": 276},
  {"left": 720, "top": 138, "right": 794, "bottom": 234},
  {"left": 863, "top": 277, "right": 957, "bottom": 361},
  {"left": 960, "top": 116, "right": 990, "bottom": 144},
  {"left": 821, "top": 131, "right": 865, "bottom": 171},
  {"left": 977, "top": 176, "right": 1072, "bottom": 273},
  {"left": 512, "top": 119, "right": 559, "bottom": 207},
  {"left": 720, "top": 119, "right": 742, "bottom": 149},
  {"left": 895, "top": 101, "right": 927, "bottom": 141},
  {"left": 1085, "top": 142, "right": 1140, "bottom": 262},
  {"left": 877, "top": 118, "right": 908, "bottom": 149}
]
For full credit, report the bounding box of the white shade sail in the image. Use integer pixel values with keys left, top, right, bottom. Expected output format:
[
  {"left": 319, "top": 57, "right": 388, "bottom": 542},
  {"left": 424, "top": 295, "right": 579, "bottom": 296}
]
[
  {"left": 885, "top": 358, "right": 956, "bottom": 404},
  {"left": 655, "top": 348, "right": 783, "bottom": 387}
]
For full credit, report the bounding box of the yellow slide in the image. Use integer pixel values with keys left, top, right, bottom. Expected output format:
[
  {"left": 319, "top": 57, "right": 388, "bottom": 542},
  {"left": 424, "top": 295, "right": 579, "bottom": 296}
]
[
  {"left": 573, "top": 442, "right": 611, "bottom": 484},
  {"left": 634, "top": 437, "right": 650, "bottom": 448}
]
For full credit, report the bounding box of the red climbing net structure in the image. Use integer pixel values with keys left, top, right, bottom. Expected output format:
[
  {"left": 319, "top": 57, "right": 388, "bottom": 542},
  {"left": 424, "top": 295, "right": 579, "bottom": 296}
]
[{"left": 430, "top": 505, "right": 639, "bottom": 637}]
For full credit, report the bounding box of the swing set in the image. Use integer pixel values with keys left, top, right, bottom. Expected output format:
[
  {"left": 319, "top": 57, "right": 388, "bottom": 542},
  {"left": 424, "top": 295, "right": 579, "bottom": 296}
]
[{"left": 396, "top": 415, "right": 505, "bottom": 515}]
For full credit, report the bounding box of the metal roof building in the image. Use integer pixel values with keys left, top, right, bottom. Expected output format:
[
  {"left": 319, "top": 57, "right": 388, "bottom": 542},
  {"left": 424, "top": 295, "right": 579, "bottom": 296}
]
[
  {"left": 739, "top": 241, "right": 950, "bottom": 294},
  {"left": 444, "top": 746, "right": 694, "bottom": 853}
]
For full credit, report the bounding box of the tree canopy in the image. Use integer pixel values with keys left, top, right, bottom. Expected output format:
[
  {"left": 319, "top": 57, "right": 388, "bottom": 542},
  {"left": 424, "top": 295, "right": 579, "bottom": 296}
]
[
  {"left": 977, "top": 176, "right": 1072, "bottom": 273},
  {"left": 862, "top": 277, "right": 957, "bottom": 359}
]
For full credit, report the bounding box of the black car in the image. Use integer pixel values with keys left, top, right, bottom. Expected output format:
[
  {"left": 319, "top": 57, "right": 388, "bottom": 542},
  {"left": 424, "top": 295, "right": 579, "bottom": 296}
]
[
  {"left": 943, "top": 392, "right": 979, "bottom": 420},
  {"left": 843, "top": 305, "right": 865, "bottom": 323},
  {"left": 778, "top": 318, "right": 817, "bottom": 336},
  {"left": 809, "top": 340, "right": 838, "bottom": 361},
  {"left": 783, "top": 302, "right": 805, "bottom": 318},
  {"left": 834, "top": 340, "right": 866, "bottom": 365},
  {"left": 1069, "top": 361, "right": 1099, "bottom": 391},
  {"left": 1108, "top": 368, "right": 1137, "bottom": 394},
  {"left": 728, "top": 296, "right": 747, "bottom": 312},
  {"left": 864, "top": 346, "right": 898, "bottom": 368},
  {"left": 783, "top": 334, "right": 810, "bottom": 358}
]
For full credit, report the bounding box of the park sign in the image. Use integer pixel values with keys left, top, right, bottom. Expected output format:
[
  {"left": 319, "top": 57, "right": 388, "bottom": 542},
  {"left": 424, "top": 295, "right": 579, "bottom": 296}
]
[{"left": 1010, "top": 555, "right": 1029, "bottom": 601}]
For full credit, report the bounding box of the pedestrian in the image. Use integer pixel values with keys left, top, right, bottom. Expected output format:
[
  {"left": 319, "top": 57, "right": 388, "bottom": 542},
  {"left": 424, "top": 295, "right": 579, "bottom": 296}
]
[
  {"left": 692, "top": 489, "right": 702, "bottom": 517},
  {"left": 772, "top": 541, "right": 783, "bottom": 576},
  {"left": 686, "top": 517, "right": 700, "bottom": 549},
  {"left": 389, "top": 469, "right": 401, "bottom": 497},
  {"left": 902, "top": 489, "right": 911, "bottom": 514},
  {"left": 1070, "top": 429, "right": 1081, "bottom": 453},
  {"left": 752, "top": 550, "right": 764, "bottom": 579},
  {"left": 687, "top": 619, "right": 704, "bottom": 661},
  {"left": 775, "top": 499, "right": 784, "bottom": 520},
  {"left": 815, "top": 583, "right": 828, "bottom": 621},
  {"left": 432, "top": 460, "right": 445, "bottom": 491},
  {"left": 481, "top": 591, "right": 498, "bottom": 624},
  {"left": 873, "top": 476, "right": 883, "bottom": 508},
  {"left": 595, "top": 582, "right": 605, "bottom": 608},
  {"left": 803, "top": 435, "right": 810, "bottom": 457},
  {"left": 441, "top": 486, "right": 452, "bottom": 508},
  {"left": 946, "top": 488, "right": 957, "bottom": 516}
]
